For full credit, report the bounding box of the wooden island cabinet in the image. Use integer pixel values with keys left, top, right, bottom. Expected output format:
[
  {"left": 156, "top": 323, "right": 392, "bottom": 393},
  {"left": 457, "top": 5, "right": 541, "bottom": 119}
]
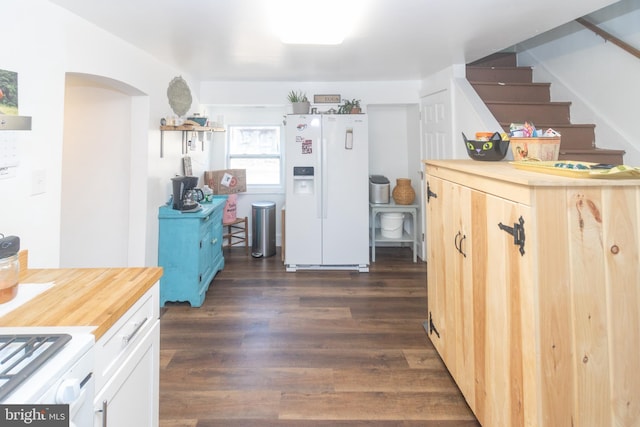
[{"left": 423, "top": 160, "right": 640, "bottom": 427}]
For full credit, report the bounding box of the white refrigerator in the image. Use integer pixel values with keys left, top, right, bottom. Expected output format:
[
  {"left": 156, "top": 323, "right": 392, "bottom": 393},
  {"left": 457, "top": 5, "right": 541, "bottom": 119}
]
[{"left": 284, "top": 114, "right": 369, "bottom": 272}]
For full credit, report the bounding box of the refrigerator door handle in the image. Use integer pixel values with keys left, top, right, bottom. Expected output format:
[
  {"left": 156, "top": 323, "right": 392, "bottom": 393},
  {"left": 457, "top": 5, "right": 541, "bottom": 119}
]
[
  {"left": 321, "top": 134, "right": 327, "bottom": 219},
  {"left": 345, "top": 128, "right": 353, "bottom": 149}
]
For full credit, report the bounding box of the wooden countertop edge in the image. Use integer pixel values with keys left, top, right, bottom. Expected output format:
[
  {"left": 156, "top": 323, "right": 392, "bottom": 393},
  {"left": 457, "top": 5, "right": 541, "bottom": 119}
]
[{"left": 2, "top": 266, "right": 163, "bottom": 340}]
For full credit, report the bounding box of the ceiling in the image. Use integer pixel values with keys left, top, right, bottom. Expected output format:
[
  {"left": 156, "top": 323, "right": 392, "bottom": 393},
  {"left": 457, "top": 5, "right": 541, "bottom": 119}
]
[{"left": 50, "top": 0, "right": 619, "bottom": 82}]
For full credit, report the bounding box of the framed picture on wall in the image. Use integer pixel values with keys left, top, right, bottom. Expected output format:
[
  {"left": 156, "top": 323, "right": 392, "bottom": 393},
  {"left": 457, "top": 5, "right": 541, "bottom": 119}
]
[{"left": 0, "top": 69, "right": 19, "bottom": 115}]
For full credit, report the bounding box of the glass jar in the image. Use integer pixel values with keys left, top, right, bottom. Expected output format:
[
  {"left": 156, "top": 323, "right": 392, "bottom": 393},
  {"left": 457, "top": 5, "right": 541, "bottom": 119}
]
[{"left": 0, "top": 253, "right": 20, "bottom": 304}]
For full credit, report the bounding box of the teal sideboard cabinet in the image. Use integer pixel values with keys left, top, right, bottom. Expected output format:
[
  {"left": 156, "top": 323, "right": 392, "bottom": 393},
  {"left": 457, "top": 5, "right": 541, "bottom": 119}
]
[{"left": 158, "top": 196, "right": 226, "bottom": 307}]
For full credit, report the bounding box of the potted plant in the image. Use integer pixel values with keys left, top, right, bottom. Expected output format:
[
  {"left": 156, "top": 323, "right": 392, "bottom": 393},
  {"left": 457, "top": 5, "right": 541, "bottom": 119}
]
[
  {"left": 338, "top": 98, "right": 362, "bottom": 114},
  {"left": 287, "top": 90, "right": 310, "bottom": 114},
  {"left": 337, "top": 99, "right": 352, "bottom": 114},
  {"left": 349, "top": 99, "right": 362, "bottom": 114}
]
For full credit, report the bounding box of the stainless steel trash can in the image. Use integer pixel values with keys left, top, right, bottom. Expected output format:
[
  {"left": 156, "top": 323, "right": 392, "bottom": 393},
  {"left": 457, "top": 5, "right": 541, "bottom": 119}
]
[{"left": 251, "top": 201, "right": 276, "bottom": 258}]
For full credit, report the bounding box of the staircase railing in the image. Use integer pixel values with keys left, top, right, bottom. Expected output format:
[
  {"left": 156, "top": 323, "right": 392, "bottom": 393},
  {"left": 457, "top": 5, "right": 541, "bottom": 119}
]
[{"left": 576, "top": 17, "right": 640, "bottom": 60}]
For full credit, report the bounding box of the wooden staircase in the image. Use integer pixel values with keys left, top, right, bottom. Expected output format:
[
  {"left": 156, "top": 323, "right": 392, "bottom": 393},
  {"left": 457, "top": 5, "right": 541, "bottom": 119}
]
[{"left": 467, "top": 53, "right": 625, "bottom": 164}]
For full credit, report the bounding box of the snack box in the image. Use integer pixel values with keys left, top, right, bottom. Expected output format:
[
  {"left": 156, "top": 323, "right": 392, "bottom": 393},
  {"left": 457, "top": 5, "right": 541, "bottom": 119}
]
[
  {"left": 510, "top": 137, "right": 560, "bottom": 161},
  {"left": 204, "top": 169, "right": 247, "bottom": 194}
]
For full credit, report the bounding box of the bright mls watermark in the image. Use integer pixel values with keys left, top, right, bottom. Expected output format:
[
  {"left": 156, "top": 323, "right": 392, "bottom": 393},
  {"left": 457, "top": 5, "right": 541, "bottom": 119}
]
[{"left": 0, "top": 405, "right": 69, "bottom": 426}]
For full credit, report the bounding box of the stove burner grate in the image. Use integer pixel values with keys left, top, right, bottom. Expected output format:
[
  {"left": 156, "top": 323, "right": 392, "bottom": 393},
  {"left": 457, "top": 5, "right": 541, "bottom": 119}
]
[{"left": 0, "top": 334, "right": 72, "bottom": 401}]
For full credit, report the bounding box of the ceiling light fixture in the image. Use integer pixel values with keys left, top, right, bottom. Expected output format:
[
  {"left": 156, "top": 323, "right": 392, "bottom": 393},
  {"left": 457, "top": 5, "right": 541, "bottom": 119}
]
[{"left": 268, "top": 0, "right": 364, "bottom": 45}]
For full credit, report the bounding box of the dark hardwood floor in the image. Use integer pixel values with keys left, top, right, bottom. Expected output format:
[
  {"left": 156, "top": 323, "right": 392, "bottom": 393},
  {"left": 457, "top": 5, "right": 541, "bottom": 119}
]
[{"left": 159, "top": 247, "right": 480, "bottom": 427}]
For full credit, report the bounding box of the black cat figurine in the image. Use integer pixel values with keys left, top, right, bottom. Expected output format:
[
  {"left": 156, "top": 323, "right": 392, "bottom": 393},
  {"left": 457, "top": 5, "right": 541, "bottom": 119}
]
[{"left": 462, "top": 132, "right": 510, "bottom": 161}]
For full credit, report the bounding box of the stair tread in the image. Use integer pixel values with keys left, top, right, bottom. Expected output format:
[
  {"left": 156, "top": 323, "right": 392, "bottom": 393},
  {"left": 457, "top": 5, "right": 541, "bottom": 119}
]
[
  {"left": 466, "top": 66, "right": 533, "bottom": 83},
  {"left": 471, "top": 81, "right": 550, "bottom": 87},
  {"left": 468, "top": 53, "right": 517, "bottom": 67},
  {"left": 560, "top": 148, "right": 626, "bottom": 154},
  {"left": 486, "top": 100, "right": 572, "bottom": 106},
  {"left": 499, "top": 122, "right": 594, "bottom": 128},
  {"left": 558, "top": 148, "right": 626, "bottom": 163},
  {"left": 467, "top": 65, "right": 532, "bottom": 70}
]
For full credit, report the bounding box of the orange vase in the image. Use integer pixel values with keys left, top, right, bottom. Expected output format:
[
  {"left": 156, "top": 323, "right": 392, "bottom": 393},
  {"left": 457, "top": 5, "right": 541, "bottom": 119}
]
[{"left": 392, "top": 178, "right": 415, "bottom": 205}]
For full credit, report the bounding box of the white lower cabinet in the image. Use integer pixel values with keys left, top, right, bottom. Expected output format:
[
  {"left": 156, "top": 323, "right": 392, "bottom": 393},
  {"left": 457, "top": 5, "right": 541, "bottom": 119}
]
[{"left": 93, "top": 283, "right": 160, "bottom": 427}]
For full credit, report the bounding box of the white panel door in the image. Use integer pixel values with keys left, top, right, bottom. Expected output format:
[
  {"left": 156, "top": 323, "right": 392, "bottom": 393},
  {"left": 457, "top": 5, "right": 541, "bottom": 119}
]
[{"left": 421, "top": 89, "right": 452, "bottom": 259}]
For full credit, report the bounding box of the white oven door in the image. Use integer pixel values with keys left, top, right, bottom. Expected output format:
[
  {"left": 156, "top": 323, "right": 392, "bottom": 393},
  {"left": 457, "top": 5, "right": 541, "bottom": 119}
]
[
  {"left": 0, "top": 327, "right": 95, "bottom": 426},
  {"left": 42, "top": 359, "right": 94, "bottom": 427}
]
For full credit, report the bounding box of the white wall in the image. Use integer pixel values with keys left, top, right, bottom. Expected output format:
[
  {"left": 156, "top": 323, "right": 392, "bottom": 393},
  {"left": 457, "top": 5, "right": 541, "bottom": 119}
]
[
  {"left": 9, "top": 1, "right": 633, "bottom": 269},
  {"left": 369, "top": 105, "right": 411, "bottom": 183},
  {"left": 61, "top": 75, "right": 132, "bottom": 267},
  {"left": 0, "top": 0, "right": 201, "bottom": 267},
  {"left": 516, "top": 2, "right": 640, "bottom": 164},
  {"left": 200, "top": 81, "right": 421, "bottom": 107},
  {"left": 0, "top": 0, "right": 423, "bottom": 267}
]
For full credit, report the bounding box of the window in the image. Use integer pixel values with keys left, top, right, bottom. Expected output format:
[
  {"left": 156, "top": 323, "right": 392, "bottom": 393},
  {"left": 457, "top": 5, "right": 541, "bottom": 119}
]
[{"left": 227, "top": 125, "right": 282, "bottom": 187}]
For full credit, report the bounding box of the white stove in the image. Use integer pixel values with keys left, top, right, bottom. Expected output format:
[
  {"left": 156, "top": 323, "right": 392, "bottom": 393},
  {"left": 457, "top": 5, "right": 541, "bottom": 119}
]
[
  {"left": 0, "top": 282, "right": 54, "bottom": 318},
  {"left": 0, "top": 285, "right": 95, "bottom": 426}
]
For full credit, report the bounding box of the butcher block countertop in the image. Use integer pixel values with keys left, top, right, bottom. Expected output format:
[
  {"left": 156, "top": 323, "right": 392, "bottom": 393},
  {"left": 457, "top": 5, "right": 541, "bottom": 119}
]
[
  {"left": 424, "top": 160, "right": 640, "bottom": 206},
  {"left": 0, "top": 262, "right": 162, "bottom": 340},
  {"left": 424, "top": 160, "right": 640, "bottom": 186}
]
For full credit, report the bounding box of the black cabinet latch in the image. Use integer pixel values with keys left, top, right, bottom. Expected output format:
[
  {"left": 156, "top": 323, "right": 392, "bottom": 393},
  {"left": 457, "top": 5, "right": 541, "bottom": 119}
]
[
  {"left": 427, "top": 182, "right": 438, "bottom": 203},
  {"left": 498, "top": 216, "right": 525, "bottom": 256},
  {"left": 429, "top": 312, "right": 440, "bottom": 338}
]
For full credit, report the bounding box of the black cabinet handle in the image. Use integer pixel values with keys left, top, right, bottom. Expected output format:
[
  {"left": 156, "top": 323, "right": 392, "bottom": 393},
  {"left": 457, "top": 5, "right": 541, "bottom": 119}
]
[
  {"left": 454, "top": 231, "right": 466, "bottom": 257},
  {"left": 458, "top": 233, "right": 466, "bottom": 258}
]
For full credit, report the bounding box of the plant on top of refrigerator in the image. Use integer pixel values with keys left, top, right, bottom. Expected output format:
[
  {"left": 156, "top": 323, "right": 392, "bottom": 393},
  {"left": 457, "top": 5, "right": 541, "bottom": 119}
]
[
  {"left": 287, "top": 90, "right": 308, "bottom": 103},
  {"left": 338, "top": 98, "right": 361, "bottom": 114}
]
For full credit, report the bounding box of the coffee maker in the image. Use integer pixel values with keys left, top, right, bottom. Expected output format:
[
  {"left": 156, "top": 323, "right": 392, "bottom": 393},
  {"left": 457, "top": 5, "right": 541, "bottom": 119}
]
[{"left": 171, "top": 176, "right": 201, "bottom": 211}]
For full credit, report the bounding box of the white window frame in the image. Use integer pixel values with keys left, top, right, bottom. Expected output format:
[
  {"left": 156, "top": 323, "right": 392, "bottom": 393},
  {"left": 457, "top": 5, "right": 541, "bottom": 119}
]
[{"left": 226, "top": 124, "right": 285, "bottom": 193}]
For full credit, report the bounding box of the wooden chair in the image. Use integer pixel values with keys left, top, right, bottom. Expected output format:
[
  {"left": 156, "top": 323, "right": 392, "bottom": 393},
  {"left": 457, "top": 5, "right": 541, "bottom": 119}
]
[{"left": 222, "top": 216, "right": 248, "bottom": 254}]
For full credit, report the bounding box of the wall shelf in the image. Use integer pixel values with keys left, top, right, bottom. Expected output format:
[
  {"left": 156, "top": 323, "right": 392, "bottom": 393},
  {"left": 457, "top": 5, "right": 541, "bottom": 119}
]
[
  {"left": 0, "top": 116, "right": 32, "bottom": 131},
  {"left": 159, "top": 125, "right": 225, "bottom": 158},
  {"left": 0, "top": 116, "right": 31, "bottom": 177}
]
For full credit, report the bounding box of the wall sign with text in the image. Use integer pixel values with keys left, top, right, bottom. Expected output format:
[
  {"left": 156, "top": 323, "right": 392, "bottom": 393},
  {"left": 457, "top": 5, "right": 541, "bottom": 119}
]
[{"left": 313, "top": 94, "right": 341, "bottom": 103}]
